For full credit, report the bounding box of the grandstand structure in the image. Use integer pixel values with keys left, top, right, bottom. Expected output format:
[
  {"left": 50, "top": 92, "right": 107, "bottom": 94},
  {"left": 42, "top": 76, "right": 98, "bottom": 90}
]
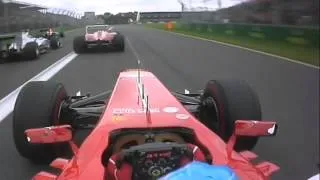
[
  {"left": 215, "top": 0, "right": 319, "bottom": 26},
  {"left": 0, "top": 0, "right": 87, "bottom": 33},
  {"left": 140, "top": 12, "right": 182, "bottom": 23},
  {"left": 177, "top": 0, "right": 319, "bottom": 26}
]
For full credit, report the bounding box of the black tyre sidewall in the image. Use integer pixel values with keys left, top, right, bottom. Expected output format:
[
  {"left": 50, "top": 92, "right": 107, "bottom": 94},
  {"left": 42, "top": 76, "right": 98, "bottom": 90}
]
[
  {"left": 112, "top": 34, "right": 125, "bottom": 51},
  {"left": 23, "top": 42, "right": 39, "bottom": 60},
  {"left": 200, "top": 80, "right": 262, "bottom": 151},
  {"left": 13, "top": 81, "right": 68, "bottom": 163},
  {"left": 73, "top": 36, "right": 86, "bottom": 54},
  {"left": 50, "top": 36, "right": 60, "bottom": 49}
]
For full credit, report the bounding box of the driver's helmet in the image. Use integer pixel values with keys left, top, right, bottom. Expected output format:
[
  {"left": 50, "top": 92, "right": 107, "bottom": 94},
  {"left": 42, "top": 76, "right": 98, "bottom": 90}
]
[
  {"left": 22, "top": 29, "right": 29, "bottom": 36},
  {"left": 160, "top": 161, "right": 239, "bottom": 180},
  {"left": 23, "top": 29, "right": 29, "bottom": 34},
  {"left": 46, "top": 28, "right": 53, "bottom": 36}
]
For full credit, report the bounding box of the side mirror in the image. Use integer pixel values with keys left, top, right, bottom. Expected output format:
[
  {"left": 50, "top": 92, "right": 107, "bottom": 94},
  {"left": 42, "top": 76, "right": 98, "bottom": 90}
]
[
  {"left": 234, "top": 120, "right": 278, "bottom": 137},
  {"left": 25, "top": 125, "right": 72, "bottom": 144},
  {"left": 226, "top": 120, "right": 278, "bottom": 158},
  {"left": 60, "top": 32, "right": 65, "bottom": 38}
]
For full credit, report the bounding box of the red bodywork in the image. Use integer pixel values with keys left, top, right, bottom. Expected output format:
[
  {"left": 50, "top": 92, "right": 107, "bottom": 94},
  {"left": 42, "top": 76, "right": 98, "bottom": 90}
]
[
  {"left": 85, "top": 31, "right": 116, "bottom": 42},
  {"left": 29, "top": 70, "right": 279, "bottom": 180},
  {"left": 25, "top": 125, "right": 72, "bottom": 144}
]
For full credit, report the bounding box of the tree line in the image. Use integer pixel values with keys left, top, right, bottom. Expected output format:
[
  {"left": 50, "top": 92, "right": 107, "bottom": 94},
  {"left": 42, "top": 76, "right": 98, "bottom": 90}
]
[{"left": 97, "top": 12, "right": 138, "bottom": 24}]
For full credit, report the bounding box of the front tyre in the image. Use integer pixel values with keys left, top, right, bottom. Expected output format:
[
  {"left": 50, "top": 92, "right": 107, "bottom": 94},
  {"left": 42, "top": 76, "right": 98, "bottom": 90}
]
[
  {"left": 13, "top": 81, "right": 69, "bottom": 163},
  {"left": 198, "top": 79, "right": 262, "bottom": 151}
]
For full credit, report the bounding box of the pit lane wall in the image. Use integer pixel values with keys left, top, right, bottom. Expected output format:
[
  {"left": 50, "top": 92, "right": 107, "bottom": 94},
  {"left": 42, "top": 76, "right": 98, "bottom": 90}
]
[{"left": 165, "top": 22, "right": 319, "bottom": 49}]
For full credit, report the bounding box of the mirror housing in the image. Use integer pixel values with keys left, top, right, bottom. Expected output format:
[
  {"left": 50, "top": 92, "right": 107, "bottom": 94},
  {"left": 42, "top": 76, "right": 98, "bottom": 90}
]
[
  {"left": 25, "top": 125, "right": 72, "bottom": 144},
  {"left": 226, "top": 120, "right": 278, "bottom": 158},
  {"left": 234, "top": 120, "right": 278, "bottom": 137}
]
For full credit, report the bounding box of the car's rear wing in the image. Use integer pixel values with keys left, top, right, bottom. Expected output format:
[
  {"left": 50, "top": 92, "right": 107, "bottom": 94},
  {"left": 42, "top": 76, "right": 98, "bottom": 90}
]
[
  {"left": 85, "top": 24, "right": 111, "bottom": 33},
  {"left": 0, "top": 34, "right": 15, "bottom": 51},
  {"left": 0, "top": 34, "right": 16, "bottom": 41}
]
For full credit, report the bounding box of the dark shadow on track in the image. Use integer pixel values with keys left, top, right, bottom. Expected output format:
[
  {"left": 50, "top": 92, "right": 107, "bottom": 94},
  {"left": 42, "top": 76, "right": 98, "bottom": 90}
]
[
  {"left": 0, "top": 55, "right": 29, "bottom": 64},
  {"left": 77, "top": 47, "right": 125, "bottom": 54}
]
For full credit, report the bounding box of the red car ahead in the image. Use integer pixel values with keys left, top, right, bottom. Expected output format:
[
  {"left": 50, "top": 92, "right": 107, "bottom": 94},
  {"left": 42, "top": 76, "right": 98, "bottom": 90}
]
[
  {"left": 13, "top": 69, "right": 279, "bottom": 180},
  {"left": 73, "top": 25, "right": 125, "bottom": 53}
]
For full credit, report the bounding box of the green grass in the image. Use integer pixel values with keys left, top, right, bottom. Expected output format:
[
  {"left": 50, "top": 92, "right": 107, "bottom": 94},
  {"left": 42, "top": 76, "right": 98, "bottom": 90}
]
[{"left": 145, "top": 24, "right": 319, "bottom": 67}]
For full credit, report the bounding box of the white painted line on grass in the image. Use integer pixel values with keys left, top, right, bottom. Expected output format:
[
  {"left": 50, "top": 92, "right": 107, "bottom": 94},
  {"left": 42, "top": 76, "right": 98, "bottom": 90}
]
[
  {"left": 0, "top": 52, "right": 78, "bottom": 122},
  {"left": 154, "top": 29, "right": 319, "bottom": 69}
]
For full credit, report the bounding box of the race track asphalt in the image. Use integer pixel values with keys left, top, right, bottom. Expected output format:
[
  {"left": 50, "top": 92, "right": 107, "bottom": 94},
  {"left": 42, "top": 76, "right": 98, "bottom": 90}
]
[{"left": 0, "top": 24, "right": 318, "bottom": 180}]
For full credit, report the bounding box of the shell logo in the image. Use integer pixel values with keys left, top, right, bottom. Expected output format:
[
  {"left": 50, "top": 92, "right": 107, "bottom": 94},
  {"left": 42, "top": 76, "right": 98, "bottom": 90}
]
[{"left": 112, "top": 115, "right": 126, "bottom": 123}]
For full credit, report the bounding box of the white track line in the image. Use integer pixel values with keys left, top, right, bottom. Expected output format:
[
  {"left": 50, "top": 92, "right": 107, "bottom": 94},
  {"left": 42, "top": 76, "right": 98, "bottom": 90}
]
[
  {"left": 125, "top": 37, "right": 144, "bottom": 67},
  {"left": 0, "top": 52, "right": 78, "bottom": 122},
  {"left": 153, "top": 28, "right": 319, "bottom": 69},
  {"left": 308, "top": 174, "right": 319, "bottom": 180}
]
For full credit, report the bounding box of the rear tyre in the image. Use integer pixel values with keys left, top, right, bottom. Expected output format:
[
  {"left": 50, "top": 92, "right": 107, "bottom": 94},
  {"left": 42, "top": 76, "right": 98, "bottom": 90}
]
[
  {"left": 198, "top": 80, "right": 262, "bottom": 151},
  {"left": 113, "top": 34, "right": 125, "bottom": 51},
  {"left": 0, "top": 51, "right": 9, "bottom": 64},
  {"left": 73, "top": 36, "right": 86, "bottom": 54},
  {"left": 13, "top": 81, "right": 69, "bottom": 163},
  {"left": 23, "top": 42, "right": 39, "bottom": 60},
  {"left": 50, "top": 36, "right": 61, "bottom": 49}
]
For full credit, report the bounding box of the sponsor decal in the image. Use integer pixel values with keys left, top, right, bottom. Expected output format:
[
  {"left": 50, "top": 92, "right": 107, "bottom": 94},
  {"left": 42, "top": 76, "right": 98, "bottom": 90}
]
[
  {"left": 112, "top": 115, "right": 126, "bottom": 123},
  {"left": 112, "top": 108, "right": 160, "bottom": 114},
  {"left": 175, "top": 113, "right": 190, "bottom": 120},
  {"left": 162, "top": 107, "right": 179, "bottom": 113}
]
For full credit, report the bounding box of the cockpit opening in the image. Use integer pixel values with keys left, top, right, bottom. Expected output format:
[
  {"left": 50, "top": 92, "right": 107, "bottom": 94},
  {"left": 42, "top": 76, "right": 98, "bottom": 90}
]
[{"left": 101, "top": 127, "right": 213, "bottom": 180}]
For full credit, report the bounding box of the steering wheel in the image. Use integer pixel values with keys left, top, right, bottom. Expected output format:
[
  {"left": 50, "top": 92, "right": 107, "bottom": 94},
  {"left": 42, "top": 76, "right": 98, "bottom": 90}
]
[{"left": 117, "top": 142, "right": 194, "bottom": 180}]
